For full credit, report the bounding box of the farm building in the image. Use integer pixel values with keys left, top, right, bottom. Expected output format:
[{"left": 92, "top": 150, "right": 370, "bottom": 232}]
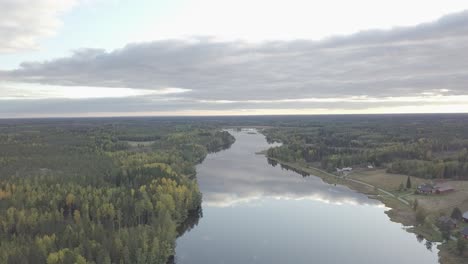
[
  {"left": 437, "top": 216, "right": 458, "bottom": 229},
  {"left": 433, "top": 183, "right": 454, "bottom": 194},
  {"left": 416, "top": 182, "right": 454, "bottom": 195},
  {"left": 463, "top": 211, "right": 468, "bottom": 223},
  {"left": 416, "top": 183, "right": 434, "bottom": 194},
  {"left": 462, "top": 227, "right": 468, "bottom": 239},
  {"left": 336, "top": 167, "right": 352, "bottom": 173},
  {"left": 336, "top": 167, "right": 353, "bottom": 176}
]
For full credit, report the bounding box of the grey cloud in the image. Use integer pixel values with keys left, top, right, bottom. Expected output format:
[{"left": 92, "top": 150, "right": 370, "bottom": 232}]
[
  {"left": 319, "top": 10, "right": 468, "bottom": 48},
  {"left": 2, "top": 10, "right": 468, "bottom": 115}
]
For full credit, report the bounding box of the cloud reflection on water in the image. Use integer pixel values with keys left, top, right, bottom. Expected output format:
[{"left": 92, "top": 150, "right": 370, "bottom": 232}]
[{"left": 196, "top": 129, "right": 381, "bottom": 208}]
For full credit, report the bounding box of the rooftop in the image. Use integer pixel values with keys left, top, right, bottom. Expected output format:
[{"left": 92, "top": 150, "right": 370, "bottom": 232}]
[
  {"left": 462, "top": 227, "right": 468, "bottom": 236},
  {"left": 438, "top": 216, "right": 457, "bottom": 224},
  {"left": 463, "top": 211, "right": 468, "bottom": 219}
]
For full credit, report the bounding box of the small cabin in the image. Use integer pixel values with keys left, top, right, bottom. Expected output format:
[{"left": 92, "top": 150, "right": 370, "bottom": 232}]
[
  {"left": 463, "top": 212, "right": 468, "bottom": 223},
  {"left": 336, "top": 167, "right": 353, "bottom": 176},
  {"left": 462, "top": 227, "right": 468, "bottom": 239},
  {"left": 337, "top": 167, "right": 352, "bottom": 172},
  {"left": 437, "top": 216, "right": 457, "bottom": 229},
  {"left": 417, "top": 183, "right": 434, "bottom": 194}
]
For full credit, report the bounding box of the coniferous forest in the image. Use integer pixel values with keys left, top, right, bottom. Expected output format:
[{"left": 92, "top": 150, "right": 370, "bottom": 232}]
[
  {"left": 262, "top": 114, "right": 468, "bottom": 179},
  {"left": 0, "top": 118, "right": 234, "bottom": 264}
]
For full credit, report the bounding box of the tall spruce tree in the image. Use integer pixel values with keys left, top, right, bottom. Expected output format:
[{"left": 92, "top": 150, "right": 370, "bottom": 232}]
[{"left": 406, "top": 176, "right": 412, "bottom": 189}]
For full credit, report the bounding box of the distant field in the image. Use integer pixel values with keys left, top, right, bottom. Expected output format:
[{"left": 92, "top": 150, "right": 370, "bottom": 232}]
[
  {"left": 125, "top": 140, "right": 156, "bottom": 147},
  {"left": 410, "top": 182, "right": 468, "bottom": 213},
  {"left": 350, "top": 169, "right": 468, "bottom": 214},
  {"left": 350, "top": 169, "right": 426, "bottom": 192}
]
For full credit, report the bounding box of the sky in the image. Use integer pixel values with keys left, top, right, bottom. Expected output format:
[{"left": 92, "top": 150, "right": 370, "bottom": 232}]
[{"left": 1, "top": 0, "right": 468, "bottom": 117}]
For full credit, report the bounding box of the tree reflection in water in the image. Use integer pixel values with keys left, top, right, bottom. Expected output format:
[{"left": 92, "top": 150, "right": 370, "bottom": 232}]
[
  {"left": 267, "top": 158, "right": 310, "bottom": 177},
  {"left": 177, "top": 206, "right": 203, "bottom": 238}
]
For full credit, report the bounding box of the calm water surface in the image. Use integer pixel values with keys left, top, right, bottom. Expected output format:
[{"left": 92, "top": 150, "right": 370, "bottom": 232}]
[{"left": 175, "top": 130, "right": 439, "bottom": 264}]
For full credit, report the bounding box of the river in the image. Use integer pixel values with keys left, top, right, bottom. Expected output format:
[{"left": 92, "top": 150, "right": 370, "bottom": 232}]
[{"left": 175, "top": 129, "right": 439, "bottom": 264}]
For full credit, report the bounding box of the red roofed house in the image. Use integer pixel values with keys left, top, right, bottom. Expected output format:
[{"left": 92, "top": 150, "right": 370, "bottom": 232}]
[{"left": 433, "top": 183, "right": 454, "bottom": 194}]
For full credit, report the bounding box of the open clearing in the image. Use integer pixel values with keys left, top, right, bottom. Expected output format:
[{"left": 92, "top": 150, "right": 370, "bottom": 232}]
[
  {"left": 350, "top": 169, "right": 468, "bottom": 214},
  {"left": 349, "top": 169, "right": 426, "bottom": 192},
  {"left": 125, "top": 140, "right": 156, "bottom": 147}
]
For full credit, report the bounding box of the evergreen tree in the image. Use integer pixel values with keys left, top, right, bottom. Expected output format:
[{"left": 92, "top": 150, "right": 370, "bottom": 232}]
[
  {"left": 451, "top": 207, "right": 463, "bottom": 220},
  {"left": 406, "top": 176, "right": 412, "bottom": 189}
]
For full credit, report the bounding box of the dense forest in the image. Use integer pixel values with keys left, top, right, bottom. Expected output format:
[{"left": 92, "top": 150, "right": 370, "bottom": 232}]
[
  {"left": 0, "top": 118, "right": 234, "bottom": 264},
  {"left": 261, "top": 114, "right": 468, "bottom": 180},
  {"left": 2, "top": 114, "right": 468, "bottom": 263}
]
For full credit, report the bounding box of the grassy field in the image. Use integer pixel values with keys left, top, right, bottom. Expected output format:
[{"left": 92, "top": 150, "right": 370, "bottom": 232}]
[
  {"left": 350, "top": 169, "right": 468, "bottom": 213},
  {"left": 413, "top": 183, "right": 468, "bottom": 213},
  {"left": 350, "top": 170, "right": 467, "bottom": 215},
  {"left": 125, "top": 140, "right": 156, "bottom": 147},
  {"left": 349, "top": 169, "right": 426, "bottom": 193}
]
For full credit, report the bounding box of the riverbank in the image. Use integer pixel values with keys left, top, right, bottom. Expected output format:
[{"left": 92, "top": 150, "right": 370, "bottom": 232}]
[
  {"left": 265, "top": 157, "right": 468, "bottom": 264},
  {"left": 266, "top": 157, "right": 416, "bottom": 222}
]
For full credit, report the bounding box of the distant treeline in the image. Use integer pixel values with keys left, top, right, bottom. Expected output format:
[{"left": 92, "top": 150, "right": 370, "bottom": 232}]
[
  {"left": 117, "top": 135, "right": 161, "bottom": 142},
  {"left": 263, "top": 115, "right": 468, "bottom": 180}
]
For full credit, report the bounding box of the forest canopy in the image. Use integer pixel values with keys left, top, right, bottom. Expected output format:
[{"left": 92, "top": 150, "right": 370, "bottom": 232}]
[
  {"left": 0, "top": 118, "right": 234, "bottom": 264},
  {"left": 262, "top": 114, "right": 468, "bottom": 180}
]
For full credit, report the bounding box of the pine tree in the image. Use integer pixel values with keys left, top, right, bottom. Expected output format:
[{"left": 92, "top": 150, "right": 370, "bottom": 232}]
[
  {"left": 406, "top": 176, "right": 412, "bottom": 189},
  {"left": 451, "top": 207, "right": 463, "bottom": 220}
]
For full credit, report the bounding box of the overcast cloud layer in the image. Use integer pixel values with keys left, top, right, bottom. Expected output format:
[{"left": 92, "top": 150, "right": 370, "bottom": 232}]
[{"left": 2, "top": 10, "right": 468, "bottom": 116}]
